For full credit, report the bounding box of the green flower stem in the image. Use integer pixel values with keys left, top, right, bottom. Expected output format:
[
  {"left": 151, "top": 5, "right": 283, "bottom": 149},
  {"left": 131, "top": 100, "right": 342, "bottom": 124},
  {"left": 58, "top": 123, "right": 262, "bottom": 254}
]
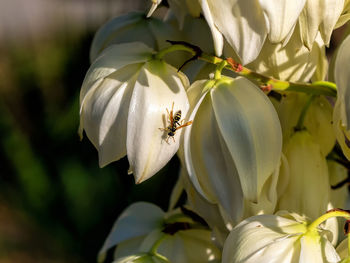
[
  {"left": 214, "top": 60, "right": 228, "bottom": 80},
  {"left": 307, "top": 209, "right": 350, "bottom": 233},
  {"left": 201, "top": 55, "right": 337, "bottom": 97},
  {"left": 150, "top": 233, "right": 168, "bottom": 255},
  {"left": 165, "top": 42, "right": 337, "bottom": 97},
  {"left": 149, "top": 234, "right": 171, "bottom": 263},
  {"left": 295, "top": 95, "right": 315, "bottom": 131}
]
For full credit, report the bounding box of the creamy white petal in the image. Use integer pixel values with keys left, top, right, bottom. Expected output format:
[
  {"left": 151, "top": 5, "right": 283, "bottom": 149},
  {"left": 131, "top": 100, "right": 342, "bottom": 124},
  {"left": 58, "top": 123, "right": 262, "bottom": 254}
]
[
  {"left": 184, "top": 89, "right": 244, "bottom": 222},
  {"left": 127, "top": 60, "right": 189, "bottom": 183},
  {"left": 147, "top": 0, "right": 162, "bottom": 17},
  {"left": 332, "top": 34, "right": 350, "bottom": 160},
  {"left": 311, "top": 34, "right": 329, "bottom": 82},
  {"left": 300, "top": 235, "right": 340, "bottom": 263},
  {"left": 90, "top": 12, "right": 184, "bottom": 65},
  {"left": 182, "top": 169, "right": 230, "bottom": 247},
  {"left": 90, "top": 12, "right": 143, "bottom": 61},
  {"left": 222, "top": 214, "right": 306, "bottom": 263},
  {"left": 98, "top": 202, "right": 164, "bottom": 261},
  {"left": 200, "top": 0, "right": 224, "bottom": 56},
  {"left": 246, "top": 25, "right": 321, "bottom": 82},
  {"left": 259, "top": 0, "right": 306, "bottom": 43},
  {"left": 81, "top": 65, "right": 139, "bottom": 167},
  {"left": 336, "top": 237, "right": 349, "bottom": 259},
  {"left": 113, "top": 236, "right": 146, "bottom": 261},
  {"left": 299, "top": 0, "right": 322, "bottom": 49},
  {"left": 81, "top": 42, "right": 153, "bottom": 102},
  {"left": 333, "top": 101, "right": 350, "bottom": 160},
  {"left": 334, "top": 34, "right": 350, "bottom": 128},
  {"left": 244, "top": 154, "right": 289, "bottom": 218},
  {"left": 299, "top": 0, "right": 344, "bottom": 49},
  {"left": 299, "top": 235, "right": 323, "bottom": 263},
  {"left": 211, "top": 77, "right": 282, "bottom": 202},
  {"left": 203, "top": 0, "right": 267, "bottom": 64},
  {"left": 320, "top": 0, "right": 345, "bottom": 46}
]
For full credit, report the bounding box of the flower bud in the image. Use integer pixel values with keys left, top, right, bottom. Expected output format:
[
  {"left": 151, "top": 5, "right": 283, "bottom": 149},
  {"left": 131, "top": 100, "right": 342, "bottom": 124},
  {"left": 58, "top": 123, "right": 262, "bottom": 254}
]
[
  {"left": 272, "top": 92, "right": 335, "bottom": 156},
  {"left": 277, "top": 130, "right": 330, "bottom": 220},
  {"left": 184, "top": 76, "right": 282, "bottom": 224}
]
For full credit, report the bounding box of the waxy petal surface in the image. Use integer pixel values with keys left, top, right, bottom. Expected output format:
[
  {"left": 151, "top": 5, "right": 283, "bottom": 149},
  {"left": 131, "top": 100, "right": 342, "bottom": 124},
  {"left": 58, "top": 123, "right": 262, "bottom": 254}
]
[
  {"left": 127, "top": 60, "right": 189, "bottom": 183},
  {"left": 184, "top": 89, "right": 244, "bottom": 222},
  {"left": 211, "top": 77, "right": 282, "bottom": 202},
  {"left": 81, "top": 42, "right": 153, "bottom": 102},
  {"left": 199, "top": 0, "right": 224, "bottom": 56},
  {"left": 259, "top": 0, "right": 306, "bottom": 43},
  {"left": 332, "top": 34, "right": 350, "bottom": 160},
  {"left": 202, "top": 0, "right": 267, "bottom": 64},
  {"left": 98, "top": 202, "right": 164, "bottom": 261},
  {"left": 80, "top": 65, "right": 139, "bottom": 166}
]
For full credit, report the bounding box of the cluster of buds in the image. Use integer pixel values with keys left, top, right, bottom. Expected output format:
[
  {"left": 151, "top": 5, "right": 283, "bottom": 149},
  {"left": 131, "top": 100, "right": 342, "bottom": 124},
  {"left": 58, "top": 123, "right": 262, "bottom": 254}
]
[{"left": 79, "top": 0, "right": 350, "bottom": 262}]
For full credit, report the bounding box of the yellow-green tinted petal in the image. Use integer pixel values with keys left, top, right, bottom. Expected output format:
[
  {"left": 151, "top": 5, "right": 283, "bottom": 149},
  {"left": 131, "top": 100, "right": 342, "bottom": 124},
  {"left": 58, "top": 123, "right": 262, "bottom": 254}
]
[
  {"left": 247, "top": 25, "right": 321, "bottom": 82},
  {"left": 277, "top": 130, "right": 330, "bottom": 220},
  {"left": 272, "top": 92, "right": 335, "bottom": 156},
  {"left": 98, "top": 202, "right": 164, "bottom": 262}
]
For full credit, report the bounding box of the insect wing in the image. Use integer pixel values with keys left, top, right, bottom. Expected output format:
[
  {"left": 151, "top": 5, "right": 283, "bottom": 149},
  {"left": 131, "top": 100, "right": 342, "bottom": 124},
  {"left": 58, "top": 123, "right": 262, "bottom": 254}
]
[{"left": 175, "top": 121, "right": 193, "bottom": 130}]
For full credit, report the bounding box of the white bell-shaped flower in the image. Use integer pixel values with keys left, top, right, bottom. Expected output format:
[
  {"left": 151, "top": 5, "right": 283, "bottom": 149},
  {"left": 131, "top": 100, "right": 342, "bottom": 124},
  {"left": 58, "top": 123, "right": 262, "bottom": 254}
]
[
  {"left": 79, "top": 42, "right": 190, "bottom": 183},
  {"left": 184, "top": 76, "right": 282, "bottom": 224},
  {"left": 222, "top": 212, "right": 341, "bottom": 263},
  {"left": 331, "top": 34, "right": 350, "bottom": 160},
  {"left": 98, "top": 202, "right": 221, "bottom": 263}
]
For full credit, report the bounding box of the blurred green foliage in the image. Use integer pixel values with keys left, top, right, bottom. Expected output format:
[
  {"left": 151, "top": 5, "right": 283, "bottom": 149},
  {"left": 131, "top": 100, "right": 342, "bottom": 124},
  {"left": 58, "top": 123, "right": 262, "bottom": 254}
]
[{"left": 0, "top": 30, "right": 179, "bottom": 262}]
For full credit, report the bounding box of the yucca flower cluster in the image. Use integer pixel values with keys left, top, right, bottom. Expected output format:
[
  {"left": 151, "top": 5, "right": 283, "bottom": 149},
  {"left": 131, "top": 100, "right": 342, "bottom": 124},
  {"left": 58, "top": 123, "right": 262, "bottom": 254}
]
[{"left": 79, "top": 1, "right": 350, "bottom": 262}]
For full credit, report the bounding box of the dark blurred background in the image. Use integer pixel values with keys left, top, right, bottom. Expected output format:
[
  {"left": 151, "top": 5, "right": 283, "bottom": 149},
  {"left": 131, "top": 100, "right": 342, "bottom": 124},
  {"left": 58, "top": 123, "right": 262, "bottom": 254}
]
[{"left": 0, "top": 1, "right": 179, "bottom": 262}]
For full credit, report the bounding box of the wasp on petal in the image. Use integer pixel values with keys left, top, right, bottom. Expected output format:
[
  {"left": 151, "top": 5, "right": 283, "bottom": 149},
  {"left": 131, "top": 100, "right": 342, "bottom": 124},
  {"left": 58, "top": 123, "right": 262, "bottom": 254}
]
[{"left": 160, "top": 102, "right": 193, "bottom": 143}]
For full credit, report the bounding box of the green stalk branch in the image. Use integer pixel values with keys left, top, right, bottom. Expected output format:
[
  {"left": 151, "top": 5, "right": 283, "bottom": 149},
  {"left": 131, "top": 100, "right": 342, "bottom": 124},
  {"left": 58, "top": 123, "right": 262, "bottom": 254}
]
[
  {"left": 295, "top": 95, "right": 315, "bottom": 131},
  {"left": 165, "top": 41, "right": 337, "bottom": 97}
]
